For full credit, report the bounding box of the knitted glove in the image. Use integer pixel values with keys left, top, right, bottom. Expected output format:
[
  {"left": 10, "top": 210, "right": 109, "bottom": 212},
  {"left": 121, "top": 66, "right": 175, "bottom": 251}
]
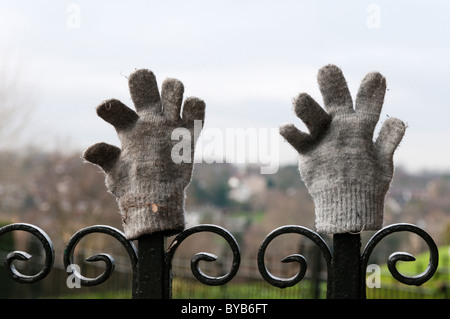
[
  {"left": 280, "top": 65, "right": 406, "bottom": 234},
  {"left": 83, "top": 69, "right": 205, "bottom": 240}
]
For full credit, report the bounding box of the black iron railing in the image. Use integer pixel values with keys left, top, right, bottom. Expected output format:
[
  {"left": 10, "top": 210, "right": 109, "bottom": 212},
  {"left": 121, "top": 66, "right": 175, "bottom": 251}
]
[{"left": 0, "top": 220, "right": 439, "bottom": 299}]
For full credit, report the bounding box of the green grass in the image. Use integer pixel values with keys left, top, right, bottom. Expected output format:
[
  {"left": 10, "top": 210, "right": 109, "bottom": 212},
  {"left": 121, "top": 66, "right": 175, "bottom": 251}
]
[
  {"left": 54, "top": 290, "right": 131, "bottom": 299},
  {"left": 172, "top": 279, "right": 327, "bottom": 299},
  {"left": 379, "top": 245, "right": 449, "bottom": 285},
  {"left": 53, "top": 246, "right": 449, "bottom": 299},
  {"left": 366, "top": 245, "right": 449, "bottom": 299}
]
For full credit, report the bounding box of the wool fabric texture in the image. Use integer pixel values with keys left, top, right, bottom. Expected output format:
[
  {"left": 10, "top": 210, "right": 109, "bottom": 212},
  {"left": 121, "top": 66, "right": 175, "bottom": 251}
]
[
  {"left": 83, "top": 69, "right": 205, "bottom": 240},
  {"left": 280, "top": 64, "right": 406, "bottom": 234}
]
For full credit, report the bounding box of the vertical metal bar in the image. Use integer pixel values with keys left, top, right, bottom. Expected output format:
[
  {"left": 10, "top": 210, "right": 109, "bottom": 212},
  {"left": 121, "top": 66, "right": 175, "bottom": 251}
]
[
  {"left": 309, "top": 245, "right": 322, "bottom": 299},
  {"left": 329, "top": 233, "right": 362, "bottom": 299},
  {"left": 133, "top": 233, "right": 167, "bottom": 299}
]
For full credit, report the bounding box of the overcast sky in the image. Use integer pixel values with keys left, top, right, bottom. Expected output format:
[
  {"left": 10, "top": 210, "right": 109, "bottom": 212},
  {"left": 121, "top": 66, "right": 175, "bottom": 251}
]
[{"left": 0, "top": 1, "right": 449, "bottom": 173}]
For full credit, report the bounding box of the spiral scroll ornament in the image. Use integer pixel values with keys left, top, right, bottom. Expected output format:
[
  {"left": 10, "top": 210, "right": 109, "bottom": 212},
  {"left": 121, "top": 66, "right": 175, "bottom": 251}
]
[{"left": 0, "top": 223, "right": 54, "bottom": 284}]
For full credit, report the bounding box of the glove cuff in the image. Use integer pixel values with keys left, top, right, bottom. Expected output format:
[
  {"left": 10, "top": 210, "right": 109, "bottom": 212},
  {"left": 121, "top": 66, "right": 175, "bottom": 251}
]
[
  {"left": 118, "top": 184, "right": 186, "bottom": 240},
  {"left": 310, "top": 180, "right": 388, "bottom": 234}
]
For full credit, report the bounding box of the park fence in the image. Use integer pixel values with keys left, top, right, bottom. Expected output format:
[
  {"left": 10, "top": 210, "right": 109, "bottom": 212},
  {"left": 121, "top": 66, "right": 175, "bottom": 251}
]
[{"left": 0, "top": 220, "right": 442, "bottom": 299}]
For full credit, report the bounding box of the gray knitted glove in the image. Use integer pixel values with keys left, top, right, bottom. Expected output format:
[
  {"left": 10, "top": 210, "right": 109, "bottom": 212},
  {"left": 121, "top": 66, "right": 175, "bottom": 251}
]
[
  {"left": 83, "top": 69, "right": 205, "bottom": 240},
  {"left": 280, "top": 65, "right": 406, "bottom": 234}
]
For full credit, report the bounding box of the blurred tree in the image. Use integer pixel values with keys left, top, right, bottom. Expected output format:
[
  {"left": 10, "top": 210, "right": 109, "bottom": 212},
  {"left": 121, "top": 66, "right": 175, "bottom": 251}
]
[
  {"left": 0, "top": 59, "right": 36, "bottom": 149},
  {"left": 443, "top": 222, "right": 450, "bottom": 245},
  {"left": 187, "top": 163, "right": 235, "bottom": 208}
]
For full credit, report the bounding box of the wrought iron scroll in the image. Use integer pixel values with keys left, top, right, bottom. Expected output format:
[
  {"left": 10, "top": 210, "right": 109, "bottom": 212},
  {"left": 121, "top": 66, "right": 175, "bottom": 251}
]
[
  {"left": 1, "top": 221, "right": 439, "bottom": 299},
  {"left": 63, "top": 225, "right": 138, "bottom": 287},
  {"left": 361, "top": 223, "right": 439, "bottom": 296},
  {"left": 257, "top": 225, "right": 332, "bottom": 288},
  {"left": 166, "top": 224, "right": 241, "bottom": 287},
  {"left": 259, "top": 223, "right": 439, "bottom": 298},
  {"left": 0, "top": 223, "right": 54, "bottom": 284}
]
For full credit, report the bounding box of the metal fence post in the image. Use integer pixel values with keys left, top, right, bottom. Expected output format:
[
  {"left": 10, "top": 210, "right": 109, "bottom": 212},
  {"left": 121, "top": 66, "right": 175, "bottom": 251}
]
[
  {"left": 133, "top": 233, "right": 168, "bottom": 299},
  {"left": 329, "top": 233, "right": 362, "bottom": 299}
]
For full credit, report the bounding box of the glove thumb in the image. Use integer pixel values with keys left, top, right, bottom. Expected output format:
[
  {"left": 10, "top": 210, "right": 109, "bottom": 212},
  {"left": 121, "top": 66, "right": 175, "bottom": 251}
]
[{"left": 375, "top": 117, "right": 406, "bottom": 174}]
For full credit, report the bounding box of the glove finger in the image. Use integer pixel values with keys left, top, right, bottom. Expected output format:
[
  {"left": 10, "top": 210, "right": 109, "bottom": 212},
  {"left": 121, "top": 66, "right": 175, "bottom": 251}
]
[
  {"left": 182, "top": 97, "right": 206, "bottom": 127},
  {"left": 82, "top": 142, "right": 121, "bottom": 173},
  {"left": 375, "top": 117, "right": 406, "bottom": 169},
  {"left": 355, "top": 72, "right": 386, "bottom": 117},
  {"left": 97, "top": 99, "right": 139, "bottom": 131},
  {"left": 294, "top": 93, "right": 331, "bottom": 138},
  {"left": 279, "top": 123, "right": 313, "bottom": 154},
  {"left": 161, "top": 78, "right": 184, "bottom": 121},
  {"left": 128, "top": 69, "right": 162, "bottom": 115},
  {"left": 317, "top": 64, "right": 354, "bottom": 116}
]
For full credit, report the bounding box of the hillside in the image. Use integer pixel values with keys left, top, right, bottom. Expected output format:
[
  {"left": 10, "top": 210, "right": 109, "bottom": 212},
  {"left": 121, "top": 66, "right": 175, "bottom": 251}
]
[{"left": 0, "top": 150, "right": 448, "bottom": 264}]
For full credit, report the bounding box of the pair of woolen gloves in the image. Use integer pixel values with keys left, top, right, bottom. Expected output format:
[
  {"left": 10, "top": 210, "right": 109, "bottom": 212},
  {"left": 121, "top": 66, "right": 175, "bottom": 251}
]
[{"left": 83, "top": 65, "right": 406, "bottom": 240}]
